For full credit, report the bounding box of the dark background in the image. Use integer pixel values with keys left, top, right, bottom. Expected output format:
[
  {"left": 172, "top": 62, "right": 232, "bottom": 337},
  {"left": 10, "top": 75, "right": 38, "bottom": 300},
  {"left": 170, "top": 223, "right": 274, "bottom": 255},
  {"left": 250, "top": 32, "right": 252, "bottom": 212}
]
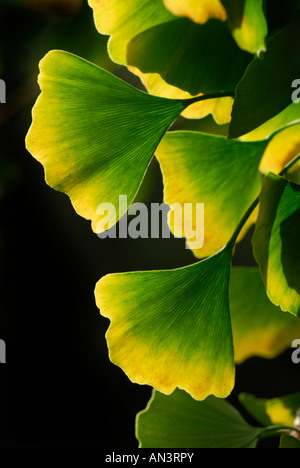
[{"left": 0, "top": 0, "right": 299, "bottom": 448}]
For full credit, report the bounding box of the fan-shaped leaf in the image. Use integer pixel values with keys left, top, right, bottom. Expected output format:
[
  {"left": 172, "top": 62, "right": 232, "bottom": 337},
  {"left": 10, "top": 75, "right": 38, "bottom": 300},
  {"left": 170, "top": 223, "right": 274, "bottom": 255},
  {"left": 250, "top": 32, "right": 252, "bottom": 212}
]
[
  {"left": 155, "top": 131, "right": 268, "bottom": 258},
  {"left": 95, "top": 247, "right": 235, "bottom": 401},
  {"left": 136, "top": 389, "right": 264, "bottom": 448},
  {"left": 25, "top": 50, "right": 188, "bottom": 234}
]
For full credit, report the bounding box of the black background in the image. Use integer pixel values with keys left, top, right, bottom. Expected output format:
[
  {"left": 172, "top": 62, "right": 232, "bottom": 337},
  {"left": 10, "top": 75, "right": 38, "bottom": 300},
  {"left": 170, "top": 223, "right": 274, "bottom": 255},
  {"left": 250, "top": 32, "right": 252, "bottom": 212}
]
[{"left": 0, "top": 0, "right": 299, "bottom": 448}]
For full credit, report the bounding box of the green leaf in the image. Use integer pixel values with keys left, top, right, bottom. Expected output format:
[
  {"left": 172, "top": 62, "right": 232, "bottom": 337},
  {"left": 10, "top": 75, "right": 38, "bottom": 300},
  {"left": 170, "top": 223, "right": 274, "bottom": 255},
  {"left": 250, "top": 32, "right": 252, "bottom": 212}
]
[
  {"left": 136, "top": 389, "right": 264, "bottom": 448},
  {"left": 252, "top": 173, "right": 300, "bottom": 317},
  {"left": 239, "top": 393, "right": 300, "bottom": 428},
  {"left": 280, "top": 435, "right": 300, "bottom": 448},
  {"left": 95, "top": 246, "right": 235, "bottom": 401},
  {"left": 230, "top": 268, "right": 300, "bottom": 364},
  {"left": 229, "top": 11, "right": 300, "bottom": 138},
  {"left": 155, "top": 131, "right": 268, "bottom": 258},
  {"left": 25, "top": 50, "right": 187, "bottom": 234},
  {"left": 223, "top": 0, "right": 268, "bottom": 54}
]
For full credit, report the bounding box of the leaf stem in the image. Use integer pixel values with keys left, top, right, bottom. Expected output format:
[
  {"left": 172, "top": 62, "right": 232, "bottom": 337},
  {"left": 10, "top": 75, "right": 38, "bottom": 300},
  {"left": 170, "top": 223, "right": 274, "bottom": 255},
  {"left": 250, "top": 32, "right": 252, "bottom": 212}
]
[
  {"left": 182, "top": 90, "right": 235, "bottom": 107},
  {"left": 227, "top": 152, "right": 300, "bottom": 253},
  {"left": 279, "top": 153, "right": 300, "bottom": 176}
]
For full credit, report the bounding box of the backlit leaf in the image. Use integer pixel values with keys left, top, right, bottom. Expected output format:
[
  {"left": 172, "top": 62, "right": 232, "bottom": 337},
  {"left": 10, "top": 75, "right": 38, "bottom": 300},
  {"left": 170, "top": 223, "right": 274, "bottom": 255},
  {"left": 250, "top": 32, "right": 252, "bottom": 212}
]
[
  {"left": 252, "top": 173, "right": 300, "bottom": 317},
  {"left": 25, "top": 50, "right": 188, "bottom": 234},
  {"left": 136, "top": 389, "right": 264, "bottom": 448},
  {"left": 155, "top": 131, "right": 268, "bottom": 258},
  {"left": 95, "top": 247, "right": 235, "bottom": 401}
]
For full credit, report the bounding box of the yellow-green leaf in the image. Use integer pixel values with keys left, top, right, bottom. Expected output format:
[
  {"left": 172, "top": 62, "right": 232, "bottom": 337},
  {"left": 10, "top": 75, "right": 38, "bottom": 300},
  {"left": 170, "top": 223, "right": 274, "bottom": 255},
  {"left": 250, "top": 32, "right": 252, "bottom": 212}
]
[
  {"left": 25, "top": 50, "right": 187, "bottom": 234},
  {"left": 155, "top": 131, "right": 268, "bottom": 258},
  {"left": 95, "top": 247, "right": 235, "bottom": 401}
]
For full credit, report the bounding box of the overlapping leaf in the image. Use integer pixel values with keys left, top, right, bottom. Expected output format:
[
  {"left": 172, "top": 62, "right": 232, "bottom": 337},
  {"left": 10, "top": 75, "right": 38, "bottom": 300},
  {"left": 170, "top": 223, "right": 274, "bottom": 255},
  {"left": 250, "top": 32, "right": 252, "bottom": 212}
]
[
  {"left": 95, "top": 246, "right": 235, "bottom": 401},
  {"left": 230, "top": 268, "right": 300, "bottom": 364},
  {"left": 230, "top": 11, "right": 300, "bottom": 138},
  {"left": 253, "top": 173, "right": 300, "bottom": 317},
  {"left": 155, "top": 131, "right": 268, "bottom": 258},
  {"left": 25, "top": 50, "right": 191, "bottom": 233},
  {"left": 163, "top": 0, "right": 267, "bottom": 54},
  {"left": 89, "top": 0, "right": 251, "bottom": 123},
  {"left": 136, "top": 389, "right": 264, "bottom": 448}
]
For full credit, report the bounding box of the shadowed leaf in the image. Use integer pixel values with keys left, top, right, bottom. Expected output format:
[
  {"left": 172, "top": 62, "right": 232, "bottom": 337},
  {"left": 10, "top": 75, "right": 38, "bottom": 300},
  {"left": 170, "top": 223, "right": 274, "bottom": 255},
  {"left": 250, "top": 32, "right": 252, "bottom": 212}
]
[
  {"left": 229, "top": 12, "right": 300, "bottom": 138},
  {"left": 136, "top": 389, "right": 264, "bottom": 448},
  {"left": 253, "top": 173, "right": 300, "bottom": 317},
  {"left": 89, "top": 0, "right": 250, "bottom": 123}
]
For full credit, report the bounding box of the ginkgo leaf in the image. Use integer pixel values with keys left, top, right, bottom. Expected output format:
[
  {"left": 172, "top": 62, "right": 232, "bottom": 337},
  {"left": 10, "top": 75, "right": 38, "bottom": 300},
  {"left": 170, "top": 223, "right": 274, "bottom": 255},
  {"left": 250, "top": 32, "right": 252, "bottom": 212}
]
[
  {"left": 25, "top": 50, "right": 190, "bottom": 234},
  {"left": 162, "top": 0, "right": 228, "bottom": 24},
  {"left": 126, "top": 17, "right": 250, "bottom": 97},
  {"left": 136, "top": 389, "right": 265, "bottom": 448},
  {"left": 239, "top": 393, "right": 300, "bottom": 428},
  {"left": 95, "top": 246, "right": 235, "bottom": 401},
  {"left": 230, "top": 268, "right": 300, "bottom": 364},
  {"left": 229, "top": 11, "right": 300, "bottom": 138},
  {"left": 223, "top": 0, "right": 267, "bottom": 54},
  {"left": 88, "top": 0, "right": 250, "bottom": 123},
  {"left": 252, "top": 173, "right": 300, "bottom": 317},
  {"left": 155, "top": 131, "right": 268, "bottom": 258}
]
